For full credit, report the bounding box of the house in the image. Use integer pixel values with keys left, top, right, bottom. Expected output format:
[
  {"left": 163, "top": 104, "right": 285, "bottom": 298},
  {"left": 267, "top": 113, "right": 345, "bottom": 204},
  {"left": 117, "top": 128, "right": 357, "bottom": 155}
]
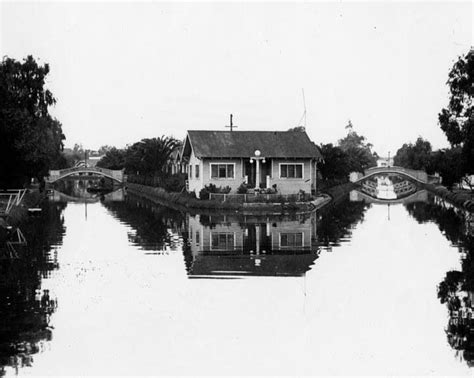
[
  {"left": 181, "top": 130, "right": 322, "bottom": 197},
  {"left": 168, "top": 146, "right": 187, "bottom": 175}
]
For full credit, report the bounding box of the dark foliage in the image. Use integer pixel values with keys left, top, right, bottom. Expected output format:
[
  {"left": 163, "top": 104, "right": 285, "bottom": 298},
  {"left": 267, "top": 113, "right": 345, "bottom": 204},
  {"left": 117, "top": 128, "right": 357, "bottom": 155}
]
[
  {"left": 0, "top": 56, "right": 65, "bottom": 187},
  {"left": 438, "top": 49, "right": 474, "bottom": 182}
]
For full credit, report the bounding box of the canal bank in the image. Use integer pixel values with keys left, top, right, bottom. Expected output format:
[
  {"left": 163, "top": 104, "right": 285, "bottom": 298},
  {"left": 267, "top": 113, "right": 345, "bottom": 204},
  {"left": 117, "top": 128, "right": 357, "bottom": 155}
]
[
  {"left": 421, "top": 183, "right": 474, "bottom": 212},
  {"left": 126, "top": 183, "right": 331, "bottom": 214}
]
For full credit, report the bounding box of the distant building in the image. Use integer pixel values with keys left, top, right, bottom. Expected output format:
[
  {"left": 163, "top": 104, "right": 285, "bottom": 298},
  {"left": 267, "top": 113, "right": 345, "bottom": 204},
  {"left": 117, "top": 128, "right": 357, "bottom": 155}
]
[
  {"left": 180, "top": 130, "right": 323, "bottom": 197},
  {"left": 377, "top": 157, "right": 394, "bottom": 167}
]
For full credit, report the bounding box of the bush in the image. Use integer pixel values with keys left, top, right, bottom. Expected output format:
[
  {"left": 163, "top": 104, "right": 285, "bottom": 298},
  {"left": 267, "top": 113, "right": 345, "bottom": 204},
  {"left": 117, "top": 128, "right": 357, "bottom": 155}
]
[
  {"left": 162, "top": 173, "right": 187, "bottom": 192},
  {"left": 237, "top": 182, "right": 248, "bottom": 194},
  {"left": 199, "top": 184, "right": 231, "bottom": 200}
]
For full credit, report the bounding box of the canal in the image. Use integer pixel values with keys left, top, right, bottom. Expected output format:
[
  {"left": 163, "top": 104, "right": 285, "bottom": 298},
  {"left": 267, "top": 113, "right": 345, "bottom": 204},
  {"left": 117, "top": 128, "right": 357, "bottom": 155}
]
[{"left": 1, "top": 186, "right": 473, "bottom": 375}]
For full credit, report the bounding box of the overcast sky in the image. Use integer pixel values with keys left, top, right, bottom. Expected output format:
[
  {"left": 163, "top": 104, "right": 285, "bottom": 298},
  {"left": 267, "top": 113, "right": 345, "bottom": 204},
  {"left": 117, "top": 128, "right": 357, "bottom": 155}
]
[{"left": 1, "top": 1, "right": 472, "bottom": 156}]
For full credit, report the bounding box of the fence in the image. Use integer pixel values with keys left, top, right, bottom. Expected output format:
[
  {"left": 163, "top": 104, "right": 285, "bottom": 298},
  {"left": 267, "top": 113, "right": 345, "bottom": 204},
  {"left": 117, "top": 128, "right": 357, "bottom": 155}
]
[{"left": 209, "top": 192, "right": 313, "bottom": 203}]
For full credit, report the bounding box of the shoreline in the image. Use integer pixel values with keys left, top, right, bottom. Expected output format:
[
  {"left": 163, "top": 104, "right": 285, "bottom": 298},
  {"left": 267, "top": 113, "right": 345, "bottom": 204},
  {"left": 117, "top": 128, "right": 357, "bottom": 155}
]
[
  {"left": 126, "top": 183, "right": 332, "bottom": 214},
  {"left": 421, "top": 183, "right": 474, "bottom": 212}
]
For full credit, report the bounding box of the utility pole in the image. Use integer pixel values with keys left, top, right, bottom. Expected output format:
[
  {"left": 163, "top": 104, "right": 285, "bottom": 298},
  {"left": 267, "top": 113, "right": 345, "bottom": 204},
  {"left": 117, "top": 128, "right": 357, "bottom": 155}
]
[{"left": 225, "top": 114, "right": 238, "bottom": 132}]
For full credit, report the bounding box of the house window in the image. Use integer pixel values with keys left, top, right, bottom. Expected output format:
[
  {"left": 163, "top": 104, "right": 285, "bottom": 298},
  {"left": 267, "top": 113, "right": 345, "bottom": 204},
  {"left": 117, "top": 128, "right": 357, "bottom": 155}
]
[
  {"left": 280, "top": 233, "right": 303, "bottom": 247},
  {"left": 189, "top": 165, "right": 192, "bottom": 179},
  {"left": 280, "top": 164, "right": 303, "bottom": 179},
  {"left": 195, "top": 164, "right": 200, "bottom": 178},
  {"left": 211, "top": 164, "right": 234, "bottom": 179},
  {"left": 195, "top": 231, "right": 200, "bottom": 246},
  {"left": 211, "top": 232, "right": 235, "bottom": 249}
]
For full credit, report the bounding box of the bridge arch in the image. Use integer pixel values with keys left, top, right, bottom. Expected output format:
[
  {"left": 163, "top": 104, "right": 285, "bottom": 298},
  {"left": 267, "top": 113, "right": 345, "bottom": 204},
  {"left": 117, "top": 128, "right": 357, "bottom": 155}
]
[
  {"left": 350, "top": 166, "right": 429, "bottom": 185},
  {"left": 46, "top": 167, "right": 125, "bottom": 184}
]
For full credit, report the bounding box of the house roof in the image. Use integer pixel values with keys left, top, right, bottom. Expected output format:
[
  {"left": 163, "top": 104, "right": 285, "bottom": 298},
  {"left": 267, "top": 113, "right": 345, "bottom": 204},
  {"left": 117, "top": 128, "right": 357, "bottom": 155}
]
[{"left": 184, "top": 130, "right": 322, "bottom": 159}]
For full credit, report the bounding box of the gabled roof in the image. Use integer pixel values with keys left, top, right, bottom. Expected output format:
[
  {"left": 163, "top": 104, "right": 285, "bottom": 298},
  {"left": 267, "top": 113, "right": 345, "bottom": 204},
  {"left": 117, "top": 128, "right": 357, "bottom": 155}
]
[{"left": 183, "top": 130, "right": 322, "bottom": 159}]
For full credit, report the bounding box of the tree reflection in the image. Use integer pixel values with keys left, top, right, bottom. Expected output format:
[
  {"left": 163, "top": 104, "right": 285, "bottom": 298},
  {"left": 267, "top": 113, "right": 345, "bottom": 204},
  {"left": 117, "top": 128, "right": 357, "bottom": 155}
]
[
  {"left": 316, "top": 195, "right": 371, "bottom": 249},
  {"left": 405, "top": 199, "right": 474, "bottom": 366},
  {"left": 0, "top": 202, "right": 65, "bottom": 375},
  {"left": 103, "top": 194, "right": 186, "bottom": 251}
]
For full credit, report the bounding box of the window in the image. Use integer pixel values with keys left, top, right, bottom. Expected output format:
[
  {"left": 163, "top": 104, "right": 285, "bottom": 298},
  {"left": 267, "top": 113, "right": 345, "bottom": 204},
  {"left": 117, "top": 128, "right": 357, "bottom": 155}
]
[
  {"left": 280, "top": 233, "right": 303, "bottom": 247},
  {"left": 189, "top": 165, "right": 192, "bottom": 179},
  {"left": 280, "top": 164, "right": 303, "bottom": 179},
  {"left": 195, "top": 231, "right": 200, "bottom": 246},
  {"left": 195, "top": 164, "right": 200, "bottom": 178},
  {"left": 211, "top": 164, "right": 234, "bottom": 179},
  {"left": 211, "top": 232, "right": 235, "bottom": 249}
]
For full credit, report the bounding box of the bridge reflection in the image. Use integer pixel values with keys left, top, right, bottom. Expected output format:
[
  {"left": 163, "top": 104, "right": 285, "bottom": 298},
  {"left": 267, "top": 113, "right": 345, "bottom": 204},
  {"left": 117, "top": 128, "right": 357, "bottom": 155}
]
[
  {"left": 49, "top": 189, "right": 125, "bottom": 203},
  {"left": 350, "top": 189, "right": 429, "bottom": 205}
]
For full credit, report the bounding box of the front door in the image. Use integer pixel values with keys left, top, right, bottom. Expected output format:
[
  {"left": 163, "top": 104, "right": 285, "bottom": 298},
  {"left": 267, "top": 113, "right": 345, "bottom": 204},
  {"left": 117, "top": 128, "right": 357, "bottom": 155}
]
[{"left": 244, "top": 160, "right": 256, "bottom": 188}]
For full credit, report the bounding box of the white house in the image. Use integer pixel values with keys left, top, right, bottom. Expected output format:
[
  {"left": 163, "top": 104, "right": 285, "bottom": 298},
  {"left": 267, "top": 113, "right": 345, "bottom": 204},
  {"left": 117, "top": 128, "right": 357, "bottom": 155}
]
[{"left": 181, "top": 130, "right": 322, "bottom": 197}]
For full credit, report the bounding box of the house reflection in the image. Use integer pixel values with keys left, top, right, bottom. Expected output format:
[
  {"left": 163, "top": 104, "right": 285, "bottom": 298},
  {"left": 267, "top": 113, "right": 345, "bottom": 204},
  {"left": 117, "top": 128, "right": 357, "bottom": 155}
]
[{"left": 185, "top": 213, "right": 319, "bottom": 278}]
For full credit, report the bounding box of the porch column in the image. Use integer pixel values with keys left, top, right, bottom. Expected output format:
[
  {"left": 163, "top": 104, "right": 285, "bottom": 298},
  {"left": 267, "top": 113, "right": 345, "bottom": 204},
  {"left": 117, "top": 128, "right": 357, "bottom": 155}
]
[
  {"left": 255, "top": 225, "right": 260, "bottom": 255},
  {"left": 255, "top": 159, "right": 260, "bottom": 189}
]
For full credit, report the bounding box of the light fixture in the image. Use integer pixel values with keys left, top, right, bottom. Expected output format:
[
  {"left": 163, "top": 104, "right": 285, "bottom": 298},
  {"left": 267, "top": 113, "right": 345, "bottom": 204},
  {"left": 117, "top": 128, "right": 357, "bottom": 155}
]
[
  {"left": 254, "top": 150, "right": 261, "bottom": 157},
  {"left": 250, "top": 158, "right": 254, "bottom": 163}
]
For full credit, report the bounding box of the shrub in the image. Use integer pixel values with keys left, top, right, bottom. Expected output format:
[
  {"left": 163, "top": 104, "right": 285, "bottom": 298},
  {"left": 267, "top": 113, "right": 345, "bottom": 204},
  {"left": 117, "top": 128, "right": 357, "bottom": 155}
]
[
  {"left": 162, "top": 173, "right": 187, "bottom": 192},
  {"left": 237, "top": 182, "right": 248, "bottom": 194},
  {"left": 199, "top": 184, "right": 231, "bottom": 200}
]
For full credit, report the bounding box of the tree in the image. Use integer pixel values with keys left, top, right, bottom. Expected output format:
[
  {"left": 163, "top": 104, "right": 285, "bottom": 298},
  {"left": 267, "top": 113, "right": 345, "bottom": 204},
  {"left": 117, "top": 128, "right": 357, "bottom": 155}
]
[
  {"left": 0, "top": 56, "right": 65, "bottom": 187},
  {"left": 438, "top": 49, "right": 474, "bottom": 185},
  {"left": 338, "top": 121, "right": 377, "bottom": 172},
  {"left": 96, "top": 147, "right": 126, "bottom": 170},
  {"left": 98, "top": 145, "right": 113, "bottom": 155},
  {"left": 318, "top": 143, "right": 351, "bottom": 186},
  {"left": 429, "top": 148, "right": 465, "bottom": 188},
  {"left": 393, "top": 137, "right": 432, "bottom": 171},
  {"left": 287, "top": 126, "right": 305, "bottom": 132}
]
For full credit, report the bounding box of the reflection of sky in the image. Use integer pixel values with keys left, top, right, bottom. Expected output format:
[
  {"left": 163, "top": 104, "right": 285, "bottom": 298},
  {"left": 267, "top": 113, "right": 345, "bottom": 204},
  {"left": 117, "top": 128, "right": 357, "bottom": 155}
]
[{"left": 15, "top": 201, "right": 471, "bottom": 376}]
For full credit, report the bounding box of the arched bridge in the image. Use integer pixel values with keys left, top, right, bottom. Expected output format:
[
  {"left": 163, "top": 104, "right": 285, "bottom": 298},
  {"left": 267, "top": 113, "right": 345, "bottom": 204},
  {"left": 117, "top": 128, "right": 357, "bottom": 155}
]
[
  {"left": 46, "top": 167, "right": 125, "bottom": 183},
  {"left": 350, "top": 166, "right": 438, "bottom": 185}
]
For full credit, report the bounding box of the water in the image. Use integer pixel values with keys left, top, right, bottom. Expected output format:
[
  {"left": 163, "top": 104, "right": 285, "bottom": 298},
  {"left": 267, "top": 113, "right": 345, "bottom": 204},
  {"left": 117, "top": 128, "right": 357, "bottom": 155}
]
[{"left": 0, "top": 188, "right": 473, "bottom": 375}]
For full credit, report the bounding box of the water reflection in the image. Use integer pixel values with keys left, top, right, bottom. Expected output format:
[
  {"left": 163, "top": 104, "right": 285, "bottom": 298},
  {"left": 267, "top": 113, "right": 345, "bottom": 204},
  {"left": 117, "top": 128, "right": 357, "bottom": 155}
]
[
  {"left": 102, "top": 193, "right": 371, "bottom": 278},
  {"left": 185, "top": 213, "right": 319, "bottom": 278},
  {"left": 51, "top": 179, "right": 121, "bottom": 202},
  {"left": 102, "top": 194, "right": 186, "bottom": 251},
  {"left": 0, "top": 202, "right": 65, "bottom": 375},
  {"left": 405, "top": 197, "right": 474, "bottom": 366},
  {"left": 359, "top": 174, "right": 418, "bottom": 200},
  {"left": 2, "top": 187, "right": 473, "bottom": 374}
]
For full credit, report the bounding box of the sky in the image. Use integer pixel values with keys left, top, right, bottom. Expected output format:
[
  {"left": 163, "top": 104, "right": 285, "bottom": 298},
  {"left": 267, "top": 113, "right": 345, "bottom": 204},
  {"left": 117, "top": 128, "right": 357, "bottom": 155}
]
[{"left": 1, "top": 1, "right": 472, "bottom": 156}]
